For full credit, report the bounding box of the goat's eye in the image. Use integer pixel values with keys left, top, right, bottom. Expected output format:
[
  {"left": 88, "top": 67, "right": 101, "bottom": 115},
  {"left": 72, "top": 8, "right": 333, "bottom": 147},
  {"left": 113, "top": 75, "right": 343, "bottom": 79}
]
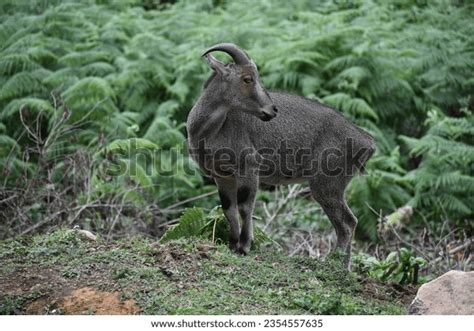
[{"left": 243, "top": 76, "right": 254, "bottom": 84}]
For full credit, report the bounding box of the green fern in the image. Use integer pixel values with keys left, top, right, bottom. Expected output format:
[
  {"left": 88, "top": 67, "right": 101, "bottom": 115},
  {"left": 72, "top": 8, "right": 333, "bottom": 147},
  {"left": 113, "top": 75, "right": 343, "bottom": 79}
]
[
  {"left": 0, "top": 69, "right": 49, "bottom": 102},
  {"left": 42, "top": 67, "right": 80, "bottom": 89},
  {"left": 103, "top": 138, "right": 159, "bottom": 156},
  {"left": 62, "top": 77, "right": 117, "bottom": 121},
  {"left": 0, "top": 54, "right": 40, "bottom": 76},
  {"left": 58, "top": 51, "right": 113, "bottom": 67},
  {"left": 322, "top": 93, "right": 379, "bottom": 121},
  {"left": 160, "top": 207, "right": 276, "bottom": 250},
  {"left": 2, "top": 97, "right": 54, "bottom": 120},
  {"left": 348, "top": 147, "right": 412, "bottom": 240},
  {"left": 400, "top": 110, "right": 473, "bottom": 222},
  {"left": 143, "top": 117, "right": 185, "bottom": 149},
  {"left": 160, "top": 207, "right": 207, "bottom": 243}
]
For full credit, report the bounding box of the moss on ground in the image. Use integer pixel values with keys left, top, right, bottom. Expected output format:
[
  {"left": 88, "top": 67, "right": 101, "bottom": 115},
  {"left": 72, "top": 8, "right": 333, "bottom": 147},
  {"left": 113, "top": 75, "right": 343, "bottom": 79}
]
[{"left": 0, "top": 229, "right": 410, "bottom": 315}]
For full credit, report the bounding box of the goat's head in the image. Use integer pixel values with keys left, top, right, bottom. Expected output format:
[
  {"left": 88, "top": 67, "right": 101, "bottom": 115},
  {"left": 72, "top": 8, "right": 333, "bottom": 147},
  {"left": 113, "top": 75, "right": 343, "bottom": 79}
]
[{"left": 202, "top": 43, "right": 278, "bottom": 121}]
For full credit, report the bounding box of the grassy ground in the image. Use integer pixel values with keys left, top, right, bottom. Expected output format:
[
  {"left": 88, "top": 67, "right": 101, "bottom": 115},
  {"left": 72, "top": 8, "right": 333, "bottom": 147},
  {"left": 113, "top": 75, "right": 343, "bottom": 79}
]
[{"left": 0, "top": 229, "right": 415, "bottom": 315}]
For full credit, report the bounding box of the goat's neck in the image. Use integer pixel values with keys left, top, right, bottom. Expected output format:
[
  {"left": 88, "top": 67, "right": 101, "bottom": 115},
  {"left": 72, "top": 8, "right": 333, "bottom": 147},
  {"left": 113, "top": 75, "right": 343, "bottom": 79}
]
[{"left": 190, "top": 101, "right": 229, "bottom": 141}]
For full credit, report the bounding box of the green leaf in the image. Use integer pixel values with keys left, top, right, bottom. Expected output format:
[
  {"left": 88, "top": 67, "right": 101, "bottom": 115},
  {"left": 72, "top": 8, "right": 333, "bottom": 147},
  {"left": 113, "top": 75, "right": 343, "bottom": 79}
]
[
  {"left": 104, "top": 138, "right": 159, "bottom": 155},
  {"left": 2, "top": 97, "right": 54, "bottom": 120},
  {"left": 160, "top": 208, "right": 207, "bottom": 243}
]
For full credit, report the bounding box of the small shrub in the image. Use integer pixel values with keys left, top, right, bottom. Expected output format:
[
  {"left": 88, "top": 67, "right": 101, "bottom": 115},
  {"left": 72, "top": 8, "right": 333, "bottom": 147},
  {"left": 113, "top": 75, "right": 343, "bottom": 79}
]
[{"left": 353, "top": 248, "right": 427, "bottom": 284}]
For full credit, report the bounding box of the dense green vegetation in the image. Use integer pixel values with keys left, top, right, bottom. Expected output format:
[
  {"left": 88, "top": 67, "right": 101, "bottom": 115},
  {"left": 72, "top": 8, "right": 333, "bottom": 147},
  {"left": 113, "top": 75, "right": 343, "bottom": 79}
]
[{"left": 0, "top": 0, "right": 472, "bottom": 291}]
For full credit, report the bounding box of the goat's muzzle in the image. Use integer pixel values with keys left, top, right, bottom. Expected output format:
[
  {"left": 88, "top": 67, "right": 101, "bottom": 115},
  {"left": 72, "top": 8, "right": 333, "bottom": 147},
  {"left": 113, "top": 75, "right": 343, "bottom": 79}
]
[{"left": 260, "top": 105, "right": 278, "bottom": 121}]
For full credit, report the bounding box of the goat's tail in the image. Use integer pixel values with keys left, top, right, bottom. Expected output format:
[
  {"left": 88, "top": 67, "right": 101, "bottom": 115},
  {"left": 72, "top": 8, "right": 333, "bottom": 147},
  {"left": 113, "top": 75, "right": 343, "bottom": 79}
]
[{"left": 358, "top": 142, "right": 376, "bottom": 174}]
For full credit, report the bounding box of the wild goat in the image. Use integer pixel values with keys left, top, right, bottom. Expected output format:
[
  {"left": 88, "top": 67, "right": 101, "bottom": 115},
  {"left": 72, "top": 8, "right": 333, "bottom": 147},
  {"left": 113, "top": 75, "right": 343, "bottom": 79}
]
[{"left": 187, "top": 43, "right": 375, "bottom": 266}]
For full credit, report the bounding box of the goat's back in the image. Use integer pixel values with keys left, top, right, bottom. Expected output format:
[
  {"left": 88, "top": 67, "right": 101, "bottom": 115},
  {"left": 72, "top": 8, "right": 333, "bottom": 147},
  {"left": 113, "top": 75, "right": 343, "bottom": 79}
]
[
  {"left": 234, "top": 92, "right": 376, "bottom": 182},
  {"left": 247, "top": 92, "right": 374, "bottom": 151}
]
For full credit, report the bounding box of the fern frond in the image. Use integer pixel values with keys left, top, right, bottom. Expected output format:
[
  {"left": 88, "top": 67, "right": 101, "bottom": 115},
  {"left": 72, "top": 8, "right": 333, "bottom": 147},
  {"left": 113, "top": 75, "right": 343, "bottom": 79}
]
[
  {"left": 322, "top": 93, "right": 378, "bottom": 121},
  {"left": 0, "top": 54, "right": 41, "bottom": 75},
  {"left": 160, "top": 206, "right": 276, "bottom": 249},
  {"left": 330, "top": 66, "right": 370, "bottom": 89},
  {"left": 2, "top": 97, "right": 54, "bottom": 120},
  {"left": 143, "top": 117, "right": 185, "bottom": 148},
  {"left": 104, "top": 111, "right": 140, "bottom": 137},
  {"left": 324, "top": 54, "right": 357, "bottom": 72},
  {"left": 121, "top": 158, "right": 153, "bottom": 189},
  {"left": 42, "top": 67, "right": 79, "bottom": 89},
  {"left": 0, "top": 134, "right": 20, "bottom": 156},
  {"left": 103, "top": 138, "right": 159, "bottom": 156},
  {"left": 81, "top": 61, "right": 116, "bottom": 77},
  {"left": 0, "top": 69, "right": 49, "bottom": 101},
  {"left": 0, "top": 20, "right": 18, "bottom": 47},
  {"left": 400, "top": 135, "right": 474, "bottom": 159},
  {"left": 62, "top": 77, "right": 117, "bottom": 120},
  {"left": 26, "top": 47, "right": 58, "bottom": 67},
  {"left": 160, "top": 207, "right": 206, "bottom": 243},
  {"left": 58, "top": 51, "right": 113, "bottom": 67}
]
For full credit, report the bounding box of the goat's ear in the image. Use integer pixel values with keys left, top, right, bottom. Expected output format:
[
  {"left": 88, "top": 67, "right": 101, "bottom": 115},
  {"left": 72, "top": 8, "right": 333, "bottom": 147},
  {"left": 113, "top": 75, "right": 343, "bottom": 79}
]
[{"left": 203, "top": 54, "right": 227, "bottom": 75}]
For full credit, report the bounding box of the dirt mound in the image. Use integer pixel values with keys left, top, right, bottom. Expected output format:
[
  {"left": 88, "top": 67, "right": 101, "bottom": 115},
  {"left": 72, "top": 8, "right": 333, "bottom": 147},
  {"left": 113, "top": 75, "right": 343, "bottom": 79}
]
[
  {"left": 58, "top": 287, "right": 139, "bottom": 315},
  {"left": 26, "top": 287, "right": 140, "bottom": 315}
]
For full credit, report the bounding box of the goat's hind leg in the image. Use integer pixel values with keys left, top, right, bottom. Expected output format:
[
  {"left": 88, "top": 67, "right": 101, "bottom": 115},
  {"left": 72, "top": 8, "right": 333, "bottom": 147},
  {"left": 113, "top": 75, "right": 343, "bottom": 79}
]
[
  {"left": 215, "top": 177, "right": 240, "bottom": 252},
  {"left": 309, "top": 177, "right": 357, "bottom": 267}
]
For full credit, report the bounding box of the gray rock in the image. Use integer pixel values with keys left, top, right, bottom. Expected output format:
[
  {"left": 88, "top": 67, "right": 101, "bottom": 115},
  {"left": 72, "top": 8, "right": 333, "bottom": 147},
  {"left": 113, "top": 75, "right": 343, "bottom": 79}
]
[{"left": 409, "top": 270, "right": 473, "bottom": 314}]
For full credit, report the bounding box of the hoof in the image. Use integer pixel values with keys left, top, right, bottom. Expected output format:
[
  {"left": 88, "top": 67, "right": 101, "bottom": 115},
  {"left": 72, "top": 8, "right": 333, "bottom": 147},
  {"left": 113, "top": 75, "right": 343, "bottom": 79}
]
[
  {"left": 237, "top": 246, "right": 249, "bottom": 255},
  {"left": 237, "top": 241, "right": 251, "bottom": 255},
  {"left": 229, "top": 240, "right": 239, "bottom": 253}
]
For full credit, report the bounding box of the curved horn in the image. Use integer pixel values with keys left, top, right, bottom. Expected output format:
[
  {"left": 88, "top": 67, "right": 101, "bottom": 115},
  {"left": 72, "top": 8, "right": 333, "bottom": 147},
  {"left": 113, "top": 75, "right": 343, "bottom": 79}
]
[{"left": 202, "top": 43, "right": 250, "bottom": 65}]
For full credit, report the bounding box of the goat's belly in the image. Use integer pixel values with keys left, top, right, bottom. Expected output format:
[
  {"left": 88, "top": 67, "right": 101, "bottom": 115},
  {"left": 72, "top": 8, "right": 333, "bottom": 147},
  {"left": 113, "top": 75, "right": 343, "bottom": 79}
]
[
  {"left": 259, "top": 175, "right": 307, "bottom": 185},
  {"left": 256, "top": 152, "right": 317, "bottom": 184},
  {"left": 257, "top": 159, "right": 313, "bottom": 185}
]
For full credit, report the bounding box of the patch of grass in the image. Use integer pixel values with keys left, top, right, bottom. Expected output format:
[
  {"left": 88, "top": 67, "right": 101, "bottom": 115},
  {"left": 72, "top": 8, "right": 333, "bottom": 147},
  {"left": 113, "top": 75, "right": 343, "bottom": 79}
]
[
  {"left": 0, "top": 230, "right": 408, "bottom": 315},
  {"left": 0, "top": 292, "right": 43, "bottom": 315}
]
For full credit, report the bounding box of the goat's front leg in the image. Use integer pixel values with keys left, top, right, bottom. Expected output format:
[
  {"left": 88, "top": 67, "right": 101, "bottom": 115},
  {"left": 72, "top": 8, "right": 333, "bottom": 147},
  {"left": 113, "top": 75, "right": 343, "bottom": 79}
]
[
  {"left": 236, "top": 176, "right": 258, "bottom": 255},
  {"left": 215, "top": 177, "right": 240, "bottom": 252}
]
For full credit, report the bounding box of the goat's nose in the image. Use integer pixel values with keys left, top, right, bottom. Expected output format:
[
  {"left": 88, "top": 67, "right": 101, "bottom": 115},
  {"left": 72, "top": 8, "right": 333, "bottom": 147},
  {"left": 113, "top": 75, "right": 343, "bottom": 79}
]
[{"left": 272, "top": 105, "right": 279, "bottom": 113}]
